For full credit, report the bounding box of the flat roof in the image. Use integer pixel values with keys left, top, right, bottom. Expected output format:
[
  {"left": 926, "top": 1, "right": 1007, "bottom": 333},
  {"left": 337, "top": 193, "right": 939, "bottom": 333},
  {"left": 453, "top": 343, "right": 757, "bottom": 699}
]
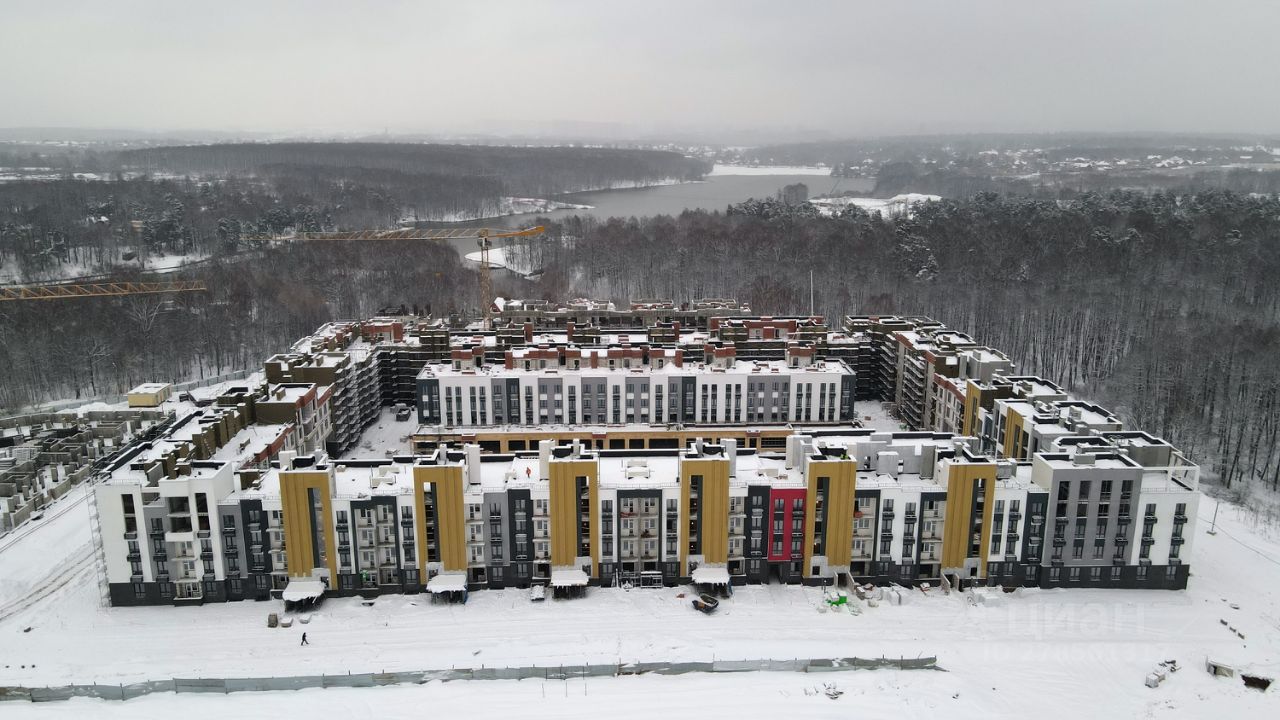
[{"left": 419, "top": 358, "right": 852, "bottom": 380}]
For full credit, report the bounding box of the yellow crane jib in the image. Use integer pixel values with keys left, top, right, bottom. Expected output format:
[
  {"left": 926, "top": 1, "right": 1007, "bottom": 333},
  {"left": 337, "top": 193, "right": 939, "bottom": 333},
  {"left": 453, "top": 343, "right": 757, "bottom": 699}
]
[{"left": 0, "top": 280, "right": 209, "bottom": 302}]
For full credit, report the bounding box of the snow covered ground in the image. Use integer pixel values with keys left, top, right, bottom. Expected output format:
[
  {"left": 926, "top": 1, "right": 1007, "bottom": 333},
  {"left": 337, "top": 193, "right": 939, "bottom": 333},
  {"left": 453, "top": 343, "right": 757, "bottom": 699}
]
[
  {"left": 854, "top": 401, "right": 908, "bottom": 432},
  {"left": 339, "top": 406, "right": 416, "bottom": 458},
  {"left": 811, "top": 193, "right": 942, "bottom": 218},
  {"left": 710, "top": 163, "right": 832, "bottom": 176},
  {"left": 1, "top": 476, "right": 1277, "bottom": 715},
  {"left": 431, "top": 196, "right": 592, "bottom": 223},
  {"left": 463, "top": 245, "right": 532, "bottom": 276}
]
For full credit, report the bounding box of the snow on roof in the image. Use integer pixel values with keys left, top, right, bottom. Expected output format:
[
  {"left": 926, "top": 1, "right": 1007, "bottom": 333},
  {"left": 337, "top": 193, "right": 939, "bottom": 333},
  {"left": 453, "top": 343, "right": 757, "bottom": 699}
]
[
  {"left": 691, "top": 566, "right": 730, "bottom": 585},
  {"left": 420, "top": 357, "right": 850, "bottom": 380},
  {"left": 426, "top": 573, "right": 468, "bottom": 593},
  {"left": 550, "top": 568, "right": 589, "bottom": 587},
  {"left": 281, "top": 577, "right": 325, "bottom": 602},
  {"left": 597, "top": 455, "right": 681, "bottom": 489},
  {"left": 129, "top": 383, "right": 171, "bottom": 394}
]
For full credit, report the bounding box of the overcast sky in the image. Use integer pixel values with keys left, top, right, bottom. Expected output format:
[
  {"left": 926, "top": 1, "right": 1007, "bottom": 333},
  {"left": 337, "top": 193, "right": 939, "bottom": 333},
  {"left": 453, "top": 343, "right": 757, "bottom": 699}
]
[{"left": 3, "top": 0, "right": 1278, "bottom": 140}]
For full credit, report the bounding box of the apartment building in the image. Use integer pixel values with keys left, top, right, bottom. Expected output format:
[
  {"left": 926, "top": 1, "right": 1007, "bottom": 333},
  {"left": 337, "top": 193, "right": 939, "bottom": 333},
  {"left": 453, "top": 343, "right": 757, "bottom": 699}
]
[
  {"left": 95, "top": 421, "right": 1199, "bottom": 607},
  {"left": 255, "top": 384, "right": 333, "bottom": 455},
  {"left": 88, "top": 308, "right": 1205, "bottom": 606},
  {"left": 493, "top": 298, "right": 751, "bottom": 330},
  {"left": 416, "top": 342, "right": 856, "bottom": 429},
  {"left": 265, "top": 348, "right": 379, "bottom": 457}
]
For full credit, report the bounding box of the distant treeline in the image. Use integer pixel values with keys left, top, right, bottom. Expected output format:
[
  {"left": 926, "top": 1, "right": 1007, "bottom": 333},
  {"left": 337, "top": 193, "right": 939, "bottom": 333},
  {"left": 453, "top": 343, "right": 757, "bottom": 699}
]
[
  {"left": 740, "top": 133, "right": 1280, "bottom": 167},
  {"left": 118, "top": 142, "right": 709, "bottom": 197},
  {"left": 509, "top": 190, "right": 1280, "bottom": 494},
  {"left": 872, "top": 161, "right": 1280, "bottom": 199}
]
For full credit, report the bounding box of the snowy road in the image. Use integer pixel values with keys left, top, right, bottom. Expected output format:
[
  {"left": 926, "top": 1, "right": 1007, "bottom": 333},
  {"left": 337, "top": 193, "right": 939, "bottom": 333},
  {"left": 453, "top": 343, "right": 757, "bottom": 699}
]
[{"left": 0, "top": 491, "right": 1277, "bottom": 717}]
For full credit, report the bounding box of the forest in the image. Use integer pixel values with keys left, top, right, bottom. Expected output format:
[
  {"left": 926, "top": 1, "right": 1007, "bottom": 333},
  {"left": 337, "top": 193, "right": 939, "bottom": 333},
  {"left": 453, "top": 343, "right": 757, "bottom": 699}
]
[
  {"left": 507, "top": 190, "right": 1280, "bottom": 495},
  {"left": 0, "top": 238, "right": 506, "bottom": 408},
  {"left": 0, "top": 143, "right": 709, "bottom": 279}
]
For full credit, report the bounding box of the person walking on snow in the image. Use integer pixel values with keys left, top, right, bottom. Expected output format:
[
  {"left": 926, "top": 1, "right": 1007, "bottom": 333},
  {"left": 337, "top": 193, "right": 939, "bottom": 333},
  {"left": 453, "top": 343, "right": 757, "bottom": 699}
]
[{"left": 300, "top": 632, "right": 309, "bottom": 646}]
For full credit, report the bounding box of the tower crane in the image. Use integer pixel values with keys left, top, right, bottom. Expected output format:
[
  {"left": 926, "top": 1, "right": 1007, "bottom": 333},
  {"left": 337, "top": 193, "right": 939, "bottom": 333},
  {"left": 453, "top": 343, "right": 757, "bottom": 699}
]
[{"left": 294, "top": 225, "right": 546, "bottom": 328}]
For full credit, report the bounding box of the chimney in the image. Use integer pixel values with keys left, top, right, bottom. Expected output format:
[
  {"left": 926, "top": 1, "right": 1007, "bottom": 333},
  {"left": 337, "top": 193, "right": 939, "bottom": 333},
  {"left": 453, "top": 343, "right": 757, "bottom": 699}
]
[
  {"left": 465, "top": 444, "right": 482, "bottom": 485},
  {"left": 505, "top": 351, "right": 514, "bottom": 370},
  {"left": 785, "top": 434, "right": 807, "bottom": 469},
  {"left": 877, "top": 451, "right": 900, "bottom": 478},
  {"left": 724, "top": 438, "right": 738, "bottom": 477},
  {"left": 524, "top": 322, "right": 533, "bottom": 343},
  {"left": 538, "top": 440, "right": 554, "bottom": 479},
  {"left": 566, "top": 321, "right": 575, "bottom": 342}
]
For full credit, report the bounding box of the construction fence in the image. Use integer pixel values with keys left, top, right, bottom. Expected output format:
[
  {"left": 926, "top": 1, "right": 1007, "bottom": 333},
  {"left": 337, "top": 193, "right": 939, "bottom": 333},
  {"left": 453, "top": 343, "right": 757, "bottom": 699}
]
[{"left": 0, "top": 655, "right": 939, "bottom": 704}]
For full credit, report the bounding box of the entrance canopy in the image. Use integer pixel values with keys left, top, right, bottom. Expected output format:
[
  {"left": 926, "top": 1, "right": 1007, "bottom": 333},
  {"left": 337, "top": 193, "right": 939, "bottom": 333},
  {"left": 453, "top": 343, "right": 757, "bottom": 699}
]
[
  {"left": 281, "top": 577, "right": 325, "bottom": 602},
  {"left": 426, "top": 573, "right": 468, "bottom": 594},
  {"left": 691, "top": 566, "right": 731, "bottom": 585},
  {"left": 550, "top": 568, "right": 589, "bottom": 587}
]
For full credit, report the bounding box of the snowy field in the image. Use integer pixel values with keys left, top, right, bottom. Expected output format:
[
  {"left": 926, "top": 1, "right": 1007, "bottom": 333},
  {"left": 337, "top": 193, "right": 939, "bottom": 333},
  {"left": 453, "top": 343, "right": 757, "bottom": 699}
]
[
  {"left": 854, "top": 400, "right": 908, "bottom": 432},
  {"left": 1, "top": 476, "right": 1278, "bottom": 715},
  {"left": 810, "top": 193, "right": 942, "bottom": 218},
  {"left": 710, "top": 163, "right": 832, "bottom": 176},
  {"left": 432, "top": 196, "right": 592, "bottom": 223}
]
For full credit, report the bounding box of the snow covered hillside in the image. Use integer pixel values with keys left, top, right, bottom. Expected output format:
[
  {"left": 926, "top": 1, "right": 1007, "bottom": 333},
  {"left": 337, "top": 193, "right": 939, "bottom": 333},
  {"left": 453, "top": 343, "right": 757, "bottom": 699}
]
[{"left": 0, "top": 491, "right": 1276, "bottom": 716}]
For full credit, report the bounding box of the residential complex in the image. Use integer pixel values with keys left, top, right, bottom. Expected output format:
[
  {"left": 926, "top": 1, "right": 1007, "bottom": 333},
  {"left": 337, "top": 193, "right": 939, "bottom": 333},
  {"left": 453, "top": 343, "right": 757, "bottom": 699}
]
[{"left": 85, "top": 302, "right": 1201, "bottom": 606}]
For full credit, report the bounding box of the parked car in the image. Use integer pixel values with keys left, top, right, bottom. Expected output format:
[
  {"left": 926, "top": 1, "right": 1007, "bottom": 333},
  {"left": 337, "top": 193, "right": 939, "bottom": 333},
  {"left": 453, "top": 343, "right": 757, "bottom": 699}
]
[{"left": 395, "top": 407, "right": 412, "bottom": 422}]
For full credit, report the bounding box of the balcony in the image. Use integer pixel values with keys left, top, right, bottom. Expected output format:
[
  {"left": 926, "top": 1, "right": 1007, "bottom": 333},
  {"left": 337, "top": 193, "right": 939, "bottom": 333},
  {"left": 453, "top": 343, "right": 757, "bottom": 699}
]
[
  {"left": 126, "top": 551, "right": 141, "bottom": 562},
  {"left": 223, "top": 546, "right": 237, "bottom": 556},
  {"left": 221, "top": 526, "right": 237, "bottom": 535},
  {"left": 1171, "top": 536, "right": 1185, "bottom": 546},
  {"left": 1173, "top": 513, "right": 1188, "bottom": 523},
  {"left": 149, "top": 526, "right": 166, "bottom": 538}
]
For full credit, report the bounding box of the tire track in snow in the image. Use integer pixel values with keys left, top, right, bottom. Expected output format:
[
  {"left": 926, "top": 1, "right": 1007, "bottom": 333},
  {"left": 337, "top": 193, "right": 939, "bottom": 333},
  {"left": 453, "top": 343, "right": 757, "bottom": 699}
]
[{"left": 0, "top": 542, "right": 95, "bottom": 623}]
